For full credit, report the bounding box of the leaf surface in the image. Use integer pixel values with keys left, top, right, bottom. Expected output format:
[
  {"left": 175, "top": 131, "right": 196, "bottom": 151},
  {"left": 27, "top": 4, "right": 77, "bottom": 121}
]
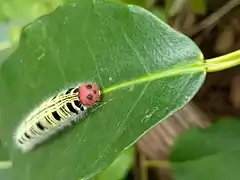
[
  {"left": 95, "top": 146, "right": 135, "bottom": 180},
  {"left": 171, "top": 120, "right": 240, "bottom": 180},
  {"left": 0, "top": 0, "right": 205, "bottom": 179}
]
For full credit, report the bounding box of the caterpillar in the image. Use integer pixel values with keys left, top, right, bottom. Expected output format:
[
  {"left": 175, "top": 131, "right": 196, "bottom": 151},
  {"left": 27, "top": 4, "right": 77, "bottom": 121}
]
[{"left": 14, "top": 83, "right": 101, "bottom": 153}]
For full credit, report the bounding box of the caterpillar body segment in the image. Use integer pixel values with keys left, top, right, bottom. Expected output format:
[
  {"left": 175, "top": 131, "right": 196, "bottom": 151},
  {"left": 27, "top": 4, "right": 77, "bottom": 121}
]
[{"left": 14, "top": 83, "right": 101, "bottom": 153}]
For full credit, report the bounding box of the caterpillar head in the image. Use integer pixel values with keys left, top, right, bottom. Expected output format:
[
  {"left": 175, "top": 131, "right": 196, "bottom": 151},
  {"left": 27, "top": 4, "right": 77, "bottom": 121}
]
[{"left": 79, "top": 83, "right": 101, "bottom": 106}]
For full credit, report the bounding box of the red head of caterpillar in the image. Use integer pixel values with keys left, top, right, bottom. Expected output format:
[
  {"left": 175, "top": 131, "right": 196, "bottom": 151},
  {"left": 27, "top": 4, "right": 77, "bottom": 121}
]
[
  {"left": 79, "top": 83, "right": 101, "bottom": 106},
  {"left": 14, "top": 83, "right": 101, "bottom": 153}
]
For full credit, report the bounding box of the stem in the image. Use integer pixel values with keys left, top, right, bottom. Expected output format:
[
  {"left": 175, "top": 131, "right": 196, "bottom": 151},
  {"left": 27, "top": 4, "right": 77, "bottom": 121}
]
[
  {"left": 206, "top": 59, "right": 240, "bottom": 72},
  {"left": 139, "top": 154, "right": 148, "bottom": 180},
  {"left": 206, "top": 50, "right": 240, "bottom": 63},
  {"left": 205, "top": 50, "right": 240, "bottom": 72},
  {"left": 143, "top": 160, "right": 170, "bottom": 169}
]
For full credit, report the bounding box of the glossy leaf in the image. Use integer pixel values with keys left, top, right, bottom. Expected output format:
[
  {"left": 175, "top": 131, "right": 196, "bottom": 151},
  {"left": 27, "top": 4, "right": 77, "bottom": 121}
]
[
  {"left": 0, "top": 0, "right": 205, "bottom": 179},
  {"left": 95, "top": 146, "right": 135, "bottom": 180},
  {"left": 170, "top": 120, "right": 240, "bottom": 180}
]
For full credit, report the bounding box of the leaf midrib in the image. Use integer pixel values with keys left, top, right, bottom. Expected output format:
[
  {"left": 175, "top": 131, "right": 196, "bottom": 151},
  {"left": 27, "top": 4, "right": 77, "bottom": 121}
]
[{"left": 103, "top": 61, "right": 206, "bottom": 94}]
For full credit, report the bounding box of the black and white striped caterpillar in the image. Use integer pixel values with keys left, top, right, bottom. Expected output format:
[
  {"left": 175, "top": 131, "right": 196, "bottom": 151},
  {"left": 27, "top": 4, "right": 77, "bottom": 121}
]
[{"left": 14, "top": 83, "right": 101, "bottom": 153}]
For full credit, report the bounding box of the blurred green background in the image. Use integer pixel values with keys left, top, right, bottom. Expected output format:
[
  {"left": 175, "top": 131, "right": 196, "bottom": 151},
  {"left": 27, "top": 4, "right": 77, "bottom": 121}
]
[{"left": 0, "top": 0, "right": 207, "bottom": 51}]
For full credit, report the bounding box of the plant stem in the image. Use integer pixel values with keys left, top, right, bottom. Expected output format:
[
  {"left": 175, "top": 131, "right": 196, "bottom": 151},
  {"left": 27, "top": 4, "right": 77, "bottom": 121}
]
[
  {"left": 143, "top": 160, "right": 170, "bottom": 169},
  {"left": 139, "top": 154, "right": 148, "bottom": 180},
  {"left": 205, "top": 50, "right": 240, "bottom": 72},
  {"left": 206, "top": 49, "right": 240, "bottom": 63}
]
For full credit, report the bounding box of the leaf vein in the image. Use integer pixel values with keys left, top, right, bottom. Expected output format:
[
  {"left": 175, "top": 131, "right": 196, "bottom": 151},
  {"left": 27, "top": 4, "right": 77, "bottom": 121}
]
[
  {"left": 121, "top": 28, "right": 150, "bottom": 74},
  {"left": 116, "top": 82, "right": 150, "bottom": 135}
]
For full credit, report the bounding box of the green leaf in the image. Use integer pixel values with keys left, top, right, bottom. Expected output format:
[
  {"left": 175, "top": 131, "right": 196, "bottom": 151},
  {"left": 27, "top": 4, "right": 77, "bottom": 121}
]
[
  {"left": 0, "top": 47, "right": 14, "bottom": 68},
  {"left": 170, "top": 120, "right": 240, "bottom": 180},
  {"left": 0, "top": 142, "right": 9, "bottom": 162},
  {"left": 0, "top": 0, "right": 205, "bottom": 179},
  {"left": 119, "top": 0, "right": 146, "bottom": 7},
  {"left": 0, "top": 141, "right": 11, "bottom": 180},
  {"left": 95, "top": 146, "right": 135, "bottom": 180}
]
